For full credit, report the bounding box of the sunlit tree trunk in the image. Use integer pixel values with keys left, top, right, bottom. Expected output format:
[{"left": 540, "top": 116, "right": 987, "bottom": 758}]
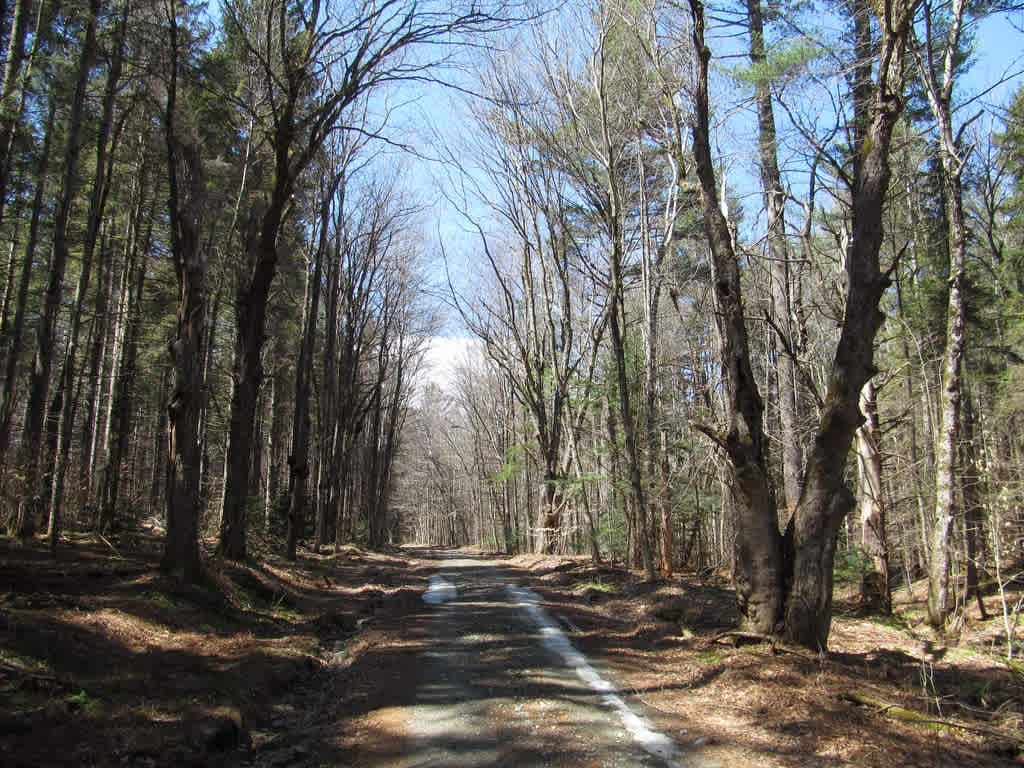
[
  {"left": 689, "top": 0, "right": 781, "bottom": 632},
  {"left": 856, "top": 380, "right": 890, "bottom": 612},
  {"left": 782, "top": 0, "right": 916, "bottom": 648},
  {"left": 916, "top": 0, "right": 970, "bottom": 629},
  {"left": 688, "top": 0, "right": 916, "bottom": 648},
  {"left": 48, "top": 2, "right": 129, "bottom": 550},
  {"left": 100, "top": 229, "right": 149, "bottom": 531}
]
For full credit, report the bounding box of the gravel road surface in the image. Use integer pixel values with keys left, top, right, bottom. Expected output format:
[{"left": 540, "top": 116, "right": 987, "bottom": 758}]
[{"left": 397, "top": 551, "right": 712, "bottom": 768}]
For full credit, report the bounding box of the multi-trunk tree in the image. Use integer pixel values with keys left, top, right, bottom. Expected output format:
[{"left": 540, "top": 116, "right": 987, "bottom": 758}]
[{"left": 687, "top": 0, "right": 920, "bottom": 647}]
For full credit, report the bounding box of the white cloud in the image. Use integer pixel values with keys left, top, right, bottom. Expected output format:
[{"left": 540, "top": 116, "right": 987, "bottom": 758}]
[{"left": 419, "top": 335, "right": 484, "bottom": 395}]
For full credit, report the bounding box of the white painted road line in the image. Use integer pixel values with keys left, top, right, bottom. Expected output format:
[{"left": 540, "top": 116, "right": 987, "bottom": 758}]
[
  {"left": 423, "top": 574, "right": 458, "bottom": 604},
  {"left": 506, "top": 584, "right": 681, "bottom": 768}
]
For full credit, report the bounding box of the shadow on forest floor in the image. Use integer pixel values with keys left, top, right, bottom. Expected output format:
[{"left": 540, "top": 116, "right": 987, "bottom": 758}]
[
  {"left": 0, "top": 533, "right": 431, "bottom": 766},
  {"left": 1, "top": 536, "right": 1022, "bottom": 767}
]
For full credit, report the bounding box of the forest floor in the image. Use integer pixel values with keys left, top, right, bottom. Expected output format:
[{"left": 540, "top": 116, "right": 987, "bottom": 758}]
[{"left": 1, "top": 533, "right": 1022, "bottom": 767}]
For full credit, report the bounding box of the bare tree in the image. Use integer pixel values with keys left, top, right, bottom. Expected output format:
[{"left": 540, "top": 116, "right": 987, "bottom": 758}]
[
  {"left": 217, "top": 0, "right": 517, "bottom": 561},
  {"left": 450, "top": 53, "right": 606, "bottom": 555},
  {"left": 686, "top": 0, "right": 920, "bottom": 647},
  {"left": 913, "top": 0, "right": 973, "bottom": 628}
]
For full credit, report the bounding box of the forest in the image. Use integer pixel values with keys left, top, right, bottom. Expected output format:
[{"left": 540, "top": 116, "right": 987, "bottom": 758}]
[
  {"left": 3, "top": 0, "right": 1024, "bottom": 764},
  {"left": 0, "top": 0, "right": 1022, "bottom": 660}
]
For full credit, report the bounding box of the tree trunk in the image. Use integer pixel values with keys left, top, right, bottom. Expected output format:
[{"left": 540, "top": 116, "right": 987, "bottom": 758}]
[
  {"left": 689, "top": 0, "right": 781, "bottom": 633},
  {"left": 15, "top": 0, "right": 100, "bottom": 537},
  {"left": 161, "top": 2, "right": 207, "bottom": 583},
  {"left": 0, "top": 96, "right": 55, "bottom": 472},
  {"left": 0, "top": 0, "right": 38, "bottom": 230},
  {"left": 856, "top": 379, "right": 890, "bottom": 612},
  {"left": 603, "top": 393, "right": 628, "bottom": 564},
  {"left": 746, "top": 0, "right": 802, "bottom": 510},
  {"left": 688, "top": 0, "right": 915, "bottom": 648},
  {"left": 100, "top": 225, "right": 149, "bottom": 531},
  {"left": 82, "top": 235, "right": 117, "bottom": 504},
  {"left": 286, "top": 182, "right": 334, "bottom": 560},
  {"left": 218, "top": 161, "right": 293, "bottom": 560},
  {"left": 609, "top": 281, "right": 655, "bottom": 579},
  {"left": 316, "top": 243, "right": 340, "bottom": 551},
  {"left": 783, "top": 0, "right": 914, "bottom": 647},
  {"left": 659, "top": 429, "right": 673, "bottom": 578},
  {"left": 150, "top": 369, "right": 169, "bottom": 514},
  {"left": 47, "top": 7, "right": 128, "bottom": 550},
  {"left": 918, "top": 0, "right": 969, "bottom": 630},
  {"left": 960, "top": 391, "right": 987, "bottom": 619},
  {"left": 569, "top": 417, "right": 600, "bottom": 563},
  {"left": 895, "top": 271, "right": 929, "bottom": 572}
]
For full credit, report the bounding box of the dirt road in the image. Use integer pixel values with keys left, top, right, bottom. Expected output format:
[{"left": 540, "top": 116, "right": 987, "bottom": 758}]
[
  {"left": 397, "top": 550, "right": 704, "bottom": 768},
  {"left": 240, "top": 549, "right": 713, "bottom": 767},
  {"left": 9, "top": 538, "right": 1011, "bottom": 767}
]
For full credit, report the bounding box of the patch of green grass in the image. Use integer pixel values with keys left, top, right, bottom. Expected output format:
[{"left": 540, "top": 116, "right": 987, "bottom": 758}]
[
  {"left": 0, "top": 681, "right": 31, "bottom": 714},
  {"left": 0, "top": 647, "right": 51, "bottom": 674},
  {"left": 696, "top": 651, "right": 724, "bottom": 664},
  {"left": 580, "top": 581, "right": 617, "bottom": 594},
  {"left": 65, "top": 689, "right": 100, "bottom": 715},
  {"left": 141, "top": 591, "right": 185, "bottom": 612},
  {"left": 869, "top": 612, "right": 914, "bottom": 634}
]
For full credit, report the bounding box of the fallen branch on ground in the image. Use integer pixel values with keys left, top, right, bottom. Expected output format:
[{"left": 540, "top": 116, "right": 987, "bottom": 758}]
[
  {"left": 842, "top": 692, "right": 1023, "bottom": 744},
  {"left": 98, "top": 534, "right": 122, "bottom": 558}
]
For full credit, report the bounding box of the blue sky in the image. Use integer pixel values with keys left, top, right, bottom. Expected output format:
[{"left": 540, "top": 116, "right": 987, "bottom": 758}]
[{"left": 382, "top": 1, "right": 1024, "bottom": 334}]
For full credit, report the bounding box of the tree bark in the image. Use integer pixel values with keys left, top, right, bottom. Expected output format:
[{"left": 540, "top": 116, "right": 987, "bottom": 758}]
[
  {"left": 81, "top": 232, "right": 117, "bottom": 504},
  {"left": 286, "top": 178, "right": 337, "bottom": 560},
  {"left": 960, "top": 392, "right": 987, "bottom": 619},
  {"left": 783, "top": 0, "right": 915, "bottom": 648},
  {"left": 689, "top": 0, "right": 781, "bottom": 633},
  {"left": 47, "top": 3, "right": 129, "bottom": 550},
  {"left": 917, "top": 0, "right": 969, "bottom": 629},
  {"left": 161, "top": 0, "right": 207, "bottom": 582},
  {"left": 100, "top": 218, "right": 150, "bottom": 531},
  {"left": 15, "top": 0, "right": 101, "bottom": 537},
  {"left": 659, "top": 429, "right": 673, "bottom": 578},
  {"left": 608, "top": 294, "right": 654, "bottom": 578},
  {"left": 856, "top": 379, "right": 890, "bottom": 612},
  {"left": 688, "top": 0, "right": 916, "bottom": 648},
  {"left": 746, "top": 0, "right": 802, "bottom": 510},
  {"left": 0, "top": 95, "right": 55, "bottom": 472},
  {"left": 0, "top": 0, "right": 38, "bottom": 231}
]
